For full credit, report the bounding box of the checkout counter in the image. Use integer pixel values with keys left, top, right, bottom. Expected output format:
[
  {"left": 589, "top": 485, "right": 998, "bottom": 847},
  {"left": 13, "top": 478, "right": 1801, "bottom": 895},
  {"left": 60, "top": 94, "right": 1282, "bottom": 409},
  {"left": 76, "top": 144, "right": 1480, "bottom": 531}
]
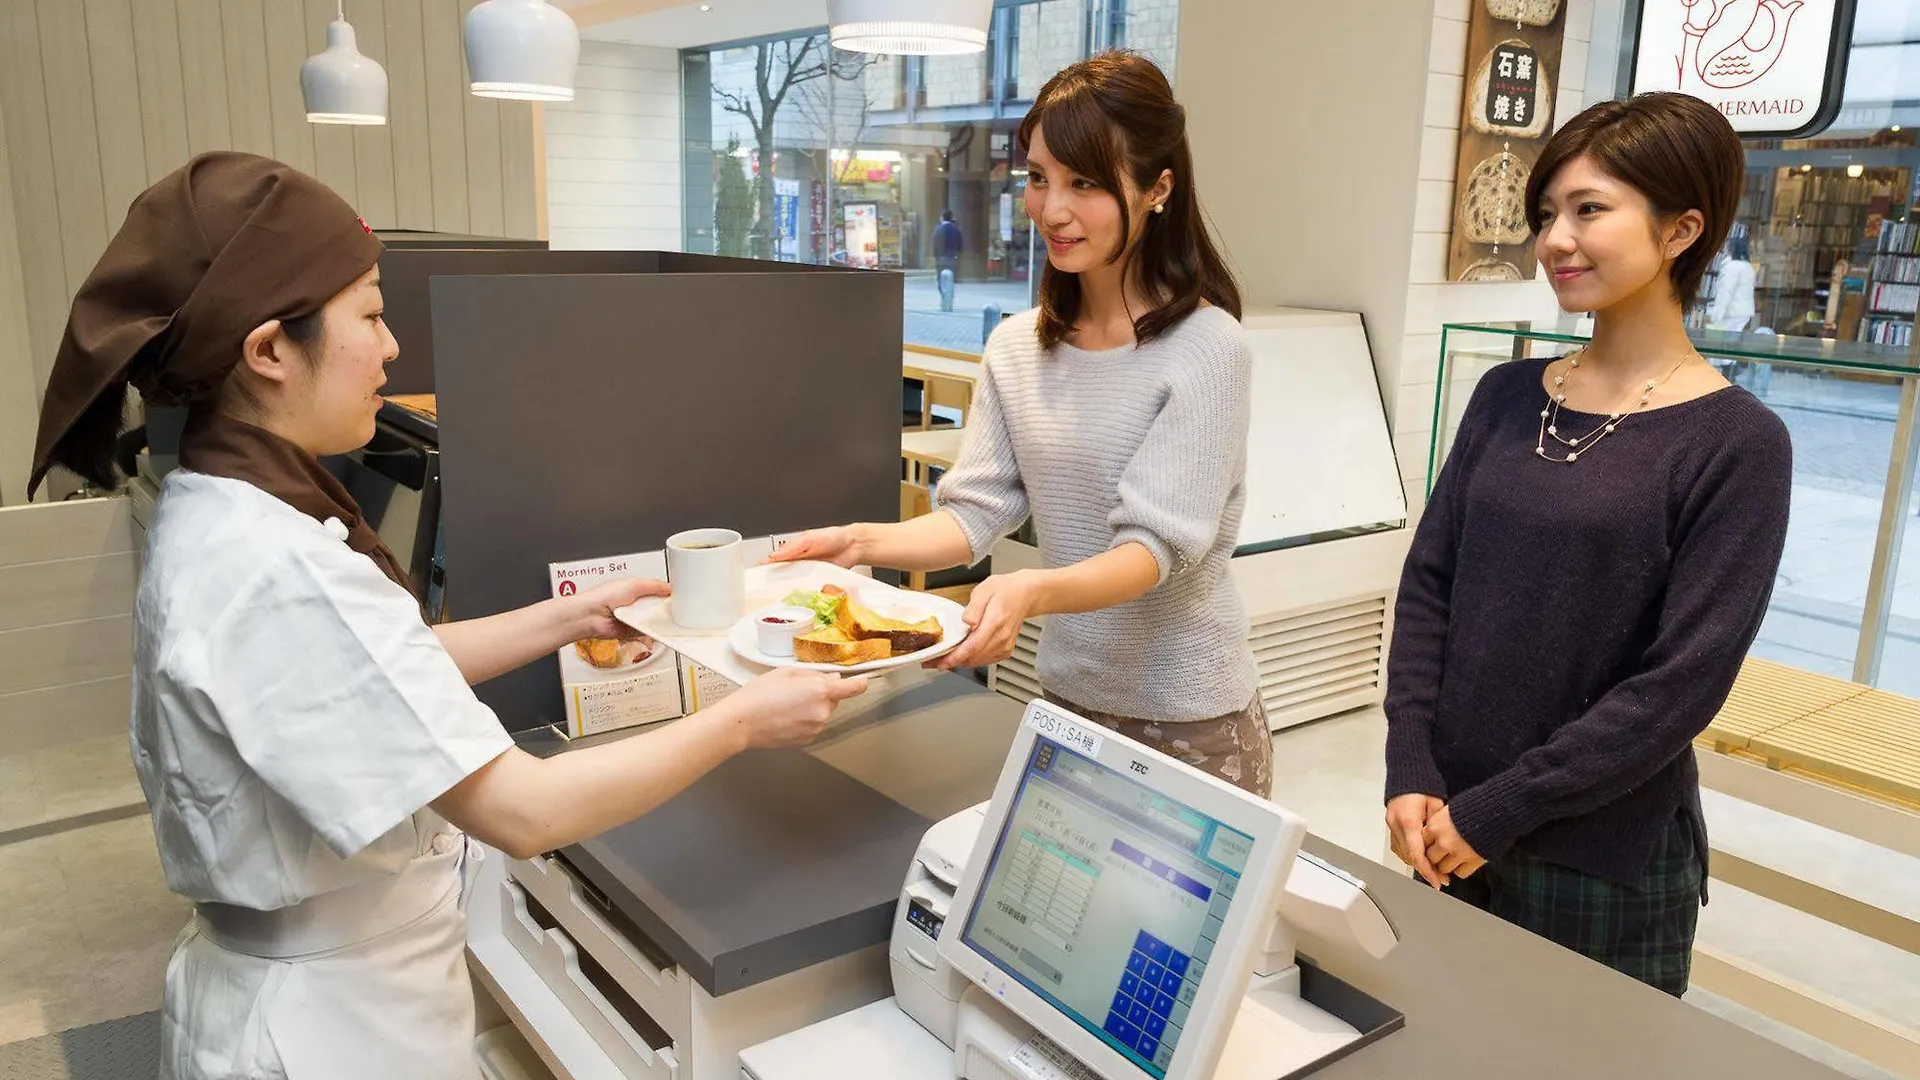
[{"left": 466, "top": 665, "right": 1856, "bottom": 1080}]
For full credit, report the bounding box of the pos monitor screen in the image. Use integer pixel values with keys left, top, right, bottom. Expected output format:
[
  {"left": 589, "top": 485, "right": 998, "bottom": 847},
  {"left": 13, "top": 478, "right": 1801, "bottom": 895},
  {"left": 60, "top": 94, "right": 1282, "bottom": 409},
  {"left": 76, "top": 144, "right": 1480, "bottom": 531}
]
[{"left": 939, "top": 701, "right": 1307, "bottom": 1080}]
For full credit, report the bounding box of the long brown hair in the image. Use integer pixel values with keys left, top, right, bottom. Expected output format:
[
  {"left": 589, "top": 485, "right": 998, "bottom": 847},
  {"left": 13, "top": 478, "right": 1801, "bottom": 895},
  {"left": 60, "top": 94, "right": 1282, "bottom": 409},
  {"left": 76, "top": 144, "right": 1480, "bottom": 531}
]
[
  {"left": 1525, "top": 93, "right": 1744, "bottom": 311},
  {"left": 1017, "top": 51, "right": 1240, "bottom": 349}
]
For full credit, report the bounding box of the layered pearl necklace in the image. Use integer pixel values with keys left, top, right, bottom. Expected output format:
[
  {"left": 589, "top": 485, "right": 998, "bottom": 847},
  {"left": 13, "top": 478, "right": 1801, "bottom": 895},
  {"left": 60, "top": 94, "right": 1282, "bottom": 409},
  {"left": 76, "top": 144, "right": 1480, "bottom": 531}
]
[{"left": 1535, "top": 348, "right": 1698, "bottom": 464}]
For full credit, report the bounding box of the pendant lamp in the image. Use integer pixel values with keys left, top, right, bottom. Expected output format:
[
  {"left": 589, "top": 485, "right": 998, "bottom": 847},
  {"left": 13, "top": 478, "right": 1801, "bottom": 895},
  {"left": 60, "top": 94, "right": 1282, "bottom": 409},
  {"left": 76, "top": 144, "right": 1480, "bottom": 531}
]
[
  {"left": 464, "top": 0, "right": 580, "bottom": 101},
  {"left": 827, "top": 0, "right": 992, "bottom": 55},
  {"left": 302, "top": 4, "right": 388, "bottom": 124}
]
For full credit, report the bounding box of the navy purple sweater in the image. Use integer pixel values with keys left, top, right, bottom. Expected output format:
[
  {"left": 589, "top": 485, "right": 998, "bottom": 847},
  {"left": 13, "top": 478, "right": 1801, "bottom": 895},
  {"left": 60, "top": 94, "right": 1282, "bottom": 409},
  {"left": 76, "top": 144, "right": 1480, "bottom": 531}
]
[{"left": 1385, "top": 358, "right": 1792, "bottom": 888}]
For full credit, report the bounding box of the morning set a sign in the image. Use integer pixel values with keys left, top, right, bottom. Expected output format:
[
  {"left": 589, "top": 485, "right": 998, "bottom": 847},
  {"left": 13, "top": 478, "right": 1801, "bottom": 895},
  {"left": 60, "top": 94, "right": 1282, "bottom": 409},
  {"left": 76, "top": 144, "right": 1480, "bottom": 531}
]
[{"left": 1629, "top": 0, "right": 1857, "bottom": 138}]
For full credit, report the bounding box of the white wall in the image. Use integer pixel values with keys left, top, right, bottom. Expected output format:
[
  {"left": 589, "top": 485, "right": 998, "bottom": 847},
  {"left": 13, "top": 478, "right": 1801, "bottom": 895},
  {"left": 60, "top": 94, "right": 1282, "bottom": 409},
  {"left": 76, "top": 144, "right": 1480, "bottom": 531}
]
[
  {"left": 544, "top": 40, "right": 682, "bottom": 251},
  {"left": 1175, "top": 0, "right": 1432, "bottom": 463},
  {"left": 1392, "top": 0, "right": 1601, "bottom": 513}
]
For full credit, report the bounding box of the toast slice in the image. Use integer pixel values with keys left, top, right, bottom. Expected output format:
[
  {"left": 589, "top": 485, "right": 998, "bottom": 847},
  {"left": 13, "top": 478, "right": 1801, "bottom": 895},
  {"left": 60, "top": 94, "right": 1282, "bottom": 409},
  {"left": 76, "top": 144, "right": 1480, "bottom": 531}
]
[
  {"left": 793, "top": 625, "right": 892, "bottom": 666},
  {"left": 820, "top": 584, "right": 859, "bottom": 639},
  {"left": 847, "top": 602, "right": 943, "bottom": 654}
]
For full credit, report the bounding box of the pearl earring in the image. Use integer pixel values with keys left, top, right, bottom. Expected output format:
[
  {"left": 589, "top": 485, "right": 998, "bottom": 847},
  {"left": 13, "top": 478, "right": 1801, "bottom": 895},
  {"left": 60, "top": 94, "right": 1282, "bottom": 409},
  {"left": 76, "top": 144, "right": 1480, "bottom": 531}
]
[{"left": 1153, "top": 203, "right": 1165, "bottom": 214}]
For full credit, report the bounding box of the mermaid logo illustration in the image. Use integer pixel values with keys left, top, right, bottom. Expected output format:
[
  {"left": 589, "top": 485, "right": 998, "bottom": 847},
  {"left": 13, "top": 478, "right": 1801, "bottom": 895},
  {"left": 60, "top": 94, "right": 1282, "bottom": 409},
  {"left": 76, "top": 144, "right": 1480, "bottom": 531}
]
[{"left": 1676, "top": 0, "right": 1805, "bottom": 89}]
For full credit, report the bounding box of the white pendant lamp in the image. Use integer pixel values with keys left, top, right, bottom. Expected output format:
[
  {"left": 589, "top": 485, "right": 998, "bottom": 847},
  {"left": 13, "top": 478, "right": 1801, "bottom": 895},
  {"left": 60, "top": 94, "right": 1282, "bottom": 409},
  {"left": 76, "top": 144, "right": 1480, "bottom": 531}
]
[
  {"left": 828, "top": 0, "right": 992, "bottom": 55},
  {"left": 464, "top": 0, "right": 580, "bottom": 102},
  {"left": 302, "top": 3, "right": 388, "bottom": 125}
]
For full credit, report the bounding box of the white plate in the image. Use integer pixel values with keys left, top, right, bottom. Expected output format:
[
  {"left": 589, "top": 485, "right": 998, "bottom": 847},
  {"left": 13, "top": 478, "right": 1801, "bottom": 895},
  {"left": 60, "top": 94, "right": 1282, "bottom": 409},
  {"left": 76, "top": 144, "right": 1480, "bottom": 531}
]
[{"left": 727, "top": 579, "right": 968, "bottom": 675}]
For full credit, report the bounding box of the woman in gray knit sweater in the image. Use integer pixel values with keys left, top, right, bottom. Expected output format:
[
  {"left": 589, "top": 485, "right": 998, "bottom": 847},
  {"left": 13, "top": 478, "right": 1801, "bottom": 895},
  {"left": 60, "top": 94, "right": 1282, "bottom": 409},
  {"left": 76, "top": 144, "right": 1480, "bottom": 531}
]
[{"left": 773, "top": 52, "right": 1269, "bottom": 796}]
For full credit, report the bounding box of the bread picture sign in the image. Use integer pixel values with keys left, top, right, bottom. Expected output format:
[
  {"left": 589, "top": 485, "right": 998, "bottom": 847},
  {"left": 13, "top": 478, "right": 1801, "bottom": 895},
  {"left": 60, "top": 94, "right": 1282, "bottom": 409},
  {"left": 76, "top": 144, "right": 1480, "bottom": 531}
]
[
  {"left": 1448, "top": 0, "right": 1569, "bottom": 282},
  {"left": 549, "top": 549, "right": 689, "bottom": 737}
]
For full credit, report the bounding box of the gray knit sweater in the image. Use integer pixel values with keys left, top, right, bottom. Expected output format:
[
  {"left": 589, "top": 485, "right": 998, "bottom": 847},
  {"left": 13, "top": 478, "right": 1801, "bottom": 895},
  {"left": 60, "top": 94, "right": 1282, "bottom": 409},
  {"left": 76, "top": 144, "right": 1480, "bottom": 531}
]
[{"left": 936, "top": 306, "right": 1259, "bottom": 721}]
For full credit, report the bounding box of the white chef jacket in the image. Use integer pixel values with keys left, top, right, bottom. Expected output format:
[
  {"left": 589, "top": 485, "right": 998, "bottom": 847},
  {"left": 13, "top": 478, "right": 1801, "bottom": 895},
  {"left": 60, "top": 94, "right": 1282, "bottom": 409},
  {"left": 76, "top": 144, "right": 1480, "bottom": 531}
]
[{"left": 133, "top": 470, "right": 514, "bottom": 1079}]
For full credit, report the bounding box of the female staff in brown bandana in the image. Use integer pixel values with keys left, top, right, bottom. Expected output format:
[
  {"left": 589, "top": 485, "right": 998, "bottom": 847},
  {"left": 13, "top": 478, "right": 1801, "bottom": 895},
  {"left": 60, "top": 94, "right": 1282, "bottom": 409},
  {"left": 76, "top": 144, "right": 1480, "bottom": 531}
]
[{"left": 29, "top": 153, "right": 868, "bottom": 1079}]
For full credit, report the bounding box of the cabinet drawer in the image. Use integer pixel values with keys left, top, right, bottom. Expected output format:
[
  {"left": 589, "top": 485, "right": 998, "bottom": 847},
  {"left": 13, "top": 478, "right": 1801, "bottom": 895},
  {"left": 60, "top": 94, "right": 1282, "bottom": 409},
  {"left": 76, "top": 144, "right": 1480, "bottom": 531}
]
[
  {"left": 509, "top": 853, "right": 694, "bottom": 1041},
  {"left": 501, "top": 880, "right": 683, "bottom": 1080}
]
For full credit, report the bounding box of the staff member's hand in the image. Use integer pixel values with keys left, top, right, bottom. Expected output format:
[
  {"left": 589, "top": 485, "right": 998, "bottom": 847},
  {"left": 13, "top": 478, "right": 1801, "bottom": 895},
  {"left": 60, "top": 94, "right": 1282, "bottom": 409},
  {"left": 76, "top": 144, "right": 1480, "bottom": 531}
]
[
  {"left": 1422, "top": 805, "right": 1486, "bottom": 881},
  {"left": 729, "top": 667, "right": 870, "bottom": 748},
  {"left": 575, "top": 578, "right": 672, "bottom": 639},
  {"left": 765, "top": 528, "right": 860, "bottom": 568},
  {"left": 931, "top": 571, "right": 1041, "bottom": 671},
  {"left": 1386, "top": 793, "right": 1449, "bottom": 888}
]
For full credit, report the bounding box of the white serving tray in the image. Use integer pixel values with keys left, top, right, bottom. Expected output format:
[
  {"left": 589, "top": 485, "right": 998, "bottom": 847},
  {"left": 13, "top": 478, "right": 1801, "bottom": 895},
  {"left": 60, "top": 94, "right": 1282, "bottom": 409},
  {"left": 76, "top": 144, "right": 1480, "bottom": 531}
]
[{"left": 614, "top": 561, "right": 965, "bottom": 686}]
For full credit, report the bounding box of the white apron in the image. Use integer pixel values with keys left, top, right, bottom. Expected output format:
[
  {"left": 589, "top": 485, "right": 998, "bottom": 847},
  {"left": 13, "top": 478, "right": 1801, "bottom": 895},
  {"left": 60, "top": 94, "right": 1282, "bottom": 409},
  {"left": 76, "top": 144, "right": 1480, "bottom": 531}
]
[
  {"left": 162, "top": 821, "right": 483, "bottom": 1080},
  {"left": 134, "top": 472, "right": 515, "bottom": 1079}
]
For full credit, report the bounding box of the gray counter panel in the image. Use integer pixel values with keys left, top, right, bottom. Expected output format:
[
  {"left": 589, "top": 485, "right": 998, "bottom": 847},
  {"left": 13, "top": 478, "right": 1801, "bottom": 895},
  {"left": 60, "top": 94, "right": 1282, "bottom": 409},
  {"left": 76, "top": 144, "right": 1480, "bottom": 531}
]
[
  {"left": 1297, "top": 835, "right": 1847, "bottom": 1077},
  {"left": 564, "top": 748, "right": 930, "bottom": 998}
]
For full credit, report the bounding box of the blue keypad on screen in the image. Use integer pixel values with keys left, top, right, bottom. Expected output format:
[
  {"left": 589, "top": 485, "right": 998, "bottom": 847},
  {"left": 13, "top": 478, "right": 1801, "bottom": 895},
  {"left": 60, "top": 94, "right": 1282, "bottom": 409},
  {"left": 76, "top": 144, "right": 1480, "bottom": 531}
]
[{"left": 1106, "top": 931, "right": 1198, "bottom": 1059}]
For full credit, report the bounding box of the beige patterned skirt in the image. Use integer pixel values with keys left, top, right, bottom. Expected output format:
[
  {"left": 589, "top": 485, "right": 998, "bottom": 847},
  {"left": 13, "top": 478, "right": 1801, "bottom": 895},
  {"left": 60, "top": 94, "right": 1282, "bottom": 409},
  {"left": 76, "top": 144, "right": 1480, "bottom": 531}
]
[{"left": 1042, "top": 692, "right": 1274, "bottom": 798}]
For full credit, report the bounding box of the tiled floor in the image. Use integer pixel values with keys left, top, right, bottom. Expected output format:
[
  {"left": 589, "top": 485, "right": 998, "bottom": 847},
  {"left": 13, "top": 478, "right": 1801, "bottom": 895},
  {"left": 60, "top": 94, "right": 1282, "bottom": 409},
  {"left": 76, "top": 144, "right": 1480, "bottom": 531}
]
[
  {"left": 0, "top": 713, "right": 1913, "bottom": 1080},
  {"left": 0, "top": 734, "right": 184, "bottom": 1046}
]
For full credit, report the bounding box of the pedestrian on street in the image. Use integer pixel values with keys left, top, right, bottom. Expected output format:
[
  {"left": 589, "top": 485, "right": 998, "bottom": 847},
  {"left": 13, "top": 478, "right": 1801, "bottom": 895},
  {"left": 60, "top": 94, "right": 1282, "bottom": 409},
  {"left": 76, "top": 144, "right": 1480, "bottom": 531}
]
[{"left": 934, "top": 209, "right": 964, "bottom": 312}]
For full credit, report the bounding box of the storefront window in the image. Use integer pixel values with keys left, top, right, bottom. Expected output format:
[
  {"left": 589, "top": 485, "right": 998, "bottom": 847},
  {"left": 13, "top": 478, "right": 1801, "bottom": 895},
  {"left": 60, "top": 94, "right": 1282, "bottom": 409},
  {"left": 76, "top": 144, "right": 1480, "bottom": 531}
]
[
  {"left": 1597, "top": 0, "right": 1920, "bottom": 688},
  {"left": 680, "top": 0, "right": 1181, "bottom": 352}
]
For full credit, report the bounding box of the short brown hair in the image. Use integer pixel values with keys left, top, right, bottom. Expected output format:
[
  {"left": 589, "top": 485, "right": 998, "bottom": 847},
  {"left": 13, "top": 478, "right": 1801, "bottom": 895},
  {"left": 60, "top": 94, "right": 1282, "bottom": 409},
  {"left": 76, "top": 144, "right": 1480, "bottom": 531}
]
[
  {"left": 1017, "top": 51, "right": 1240, "bottom": 349},
  {"left": 1525, "top": 93, "right": 1744, "bottom": 311}
]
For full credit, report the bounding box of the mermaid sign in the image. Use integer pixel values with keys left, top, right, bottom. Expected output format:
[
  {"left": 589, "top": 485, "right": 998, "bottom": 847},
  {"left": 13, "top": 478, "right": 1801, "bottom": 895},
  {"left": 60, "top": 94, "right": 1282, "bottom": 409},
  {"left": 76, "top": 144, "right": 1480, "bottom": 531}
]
[{"left": 1630, "top": 0, "right": 1856, "bottom": 137}]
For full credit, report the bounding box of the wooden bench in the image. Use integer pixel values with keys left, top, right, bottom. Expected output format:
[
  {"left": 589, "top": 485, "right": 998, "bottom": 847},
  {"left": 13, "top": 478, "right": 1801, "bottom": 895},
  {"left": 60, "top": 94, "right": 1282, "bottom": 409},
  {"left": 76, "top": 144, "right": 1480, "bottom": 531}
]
[
  {"left": 1698, "top": 658, "right": 1920, "bottom": 813},
  {"left": 1691, "top": 657, "right": 1920, "bottom": 1077}
]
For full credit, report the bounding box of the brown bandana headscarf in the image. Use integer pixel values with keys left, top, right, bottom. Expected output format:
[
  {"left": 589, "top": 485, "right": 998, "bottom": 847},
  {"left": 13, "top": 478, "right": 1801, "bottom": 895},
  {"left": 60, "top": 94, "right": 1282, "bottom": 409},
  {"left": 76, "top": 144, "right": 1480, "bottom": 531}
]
[{"left": 27, "top": 151, "right": 412, "bottom": 594}]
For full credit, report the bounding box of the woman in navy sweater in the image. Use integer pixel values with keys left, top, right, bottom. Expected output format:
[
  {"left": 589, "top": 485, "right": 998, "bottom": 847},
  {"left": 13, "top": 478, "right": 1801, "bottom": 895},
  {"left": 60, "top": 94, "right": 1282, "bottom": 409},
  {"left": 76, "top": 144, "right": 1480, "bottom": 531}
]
[{"left": 1383, "top": 94, "right": 1792, "bottom": 995}]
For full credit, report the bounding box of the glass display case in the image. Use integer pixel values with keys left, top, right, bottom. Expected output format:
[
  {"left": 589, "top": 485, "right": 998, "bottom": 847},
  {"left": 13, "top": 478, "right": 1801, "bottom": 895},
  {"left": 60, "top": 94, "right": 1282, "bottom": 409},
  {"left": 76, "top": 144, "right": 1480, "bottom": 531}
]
[{"left": 1431, "top": 320, "right": 1920, "bottom": 694}]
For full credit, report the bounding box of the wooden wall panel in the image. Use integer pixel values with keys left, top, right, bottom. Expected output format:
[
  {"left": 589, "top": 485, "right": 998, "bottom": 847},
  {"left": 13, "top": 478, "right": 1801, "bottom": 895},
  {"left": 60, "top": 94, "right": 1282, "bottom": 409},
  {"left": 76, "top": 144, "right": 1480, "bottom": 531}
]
[
  {"left": 0, "top": 500, "right": 137, "bottom": 566},
  {"left": 0, "top": 678, "right": 131, "bottom": 756},
  {"left": 0, "top": 2, "right": 69, "bottom": 396},
  {"left": 0, "top": 616, "right": 135, "bottom": 697},
  {"left": 261, "top": 0, "right": 318, "bottom": 174},
  {"left": 422, "top": 0, "right": 471, "bottom": 232},
  {"left": 128, "top": 0, "right": 190, "bottom": 181},
  {"left": 219, "top": 0, "right": 275, "bottom": 156},
  {"left": 83, "top": 0, "right": 151, "bottom": 224},
  {"left": 346, "top": 0, "right": 398, "bottom": 229},
  {"left": 174, "top": 0, "right": 234, "bottom": 156},
  {"left": 384, "top": 0, "right": 436, "bottom": 230},
  {"left": 501, "top": 100, "right": 538, "bottom": 240},
  {"left": 0, "top": 98, "right": 39, "bottom": 509},
  {"left": 36, "top": 0, "right": 111, "bottom": 298},
  {"left": 0, "top": 556, "right": 140, "bottom": 634}
]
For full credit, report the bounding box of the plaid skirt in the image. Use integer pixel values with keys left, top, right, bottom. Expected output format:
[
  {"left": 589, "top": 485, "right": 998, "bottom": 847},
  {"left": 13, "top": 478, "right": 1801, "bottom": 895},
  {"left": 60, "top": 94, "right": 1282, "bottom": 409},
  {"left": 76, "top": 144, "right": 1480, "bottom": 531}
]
[
  {"left": 1442, "top": 813, "right": 1704, "bottom": 997},
  {"left": 1043, "top": 692, "right": 1273, "bottom": 798}
]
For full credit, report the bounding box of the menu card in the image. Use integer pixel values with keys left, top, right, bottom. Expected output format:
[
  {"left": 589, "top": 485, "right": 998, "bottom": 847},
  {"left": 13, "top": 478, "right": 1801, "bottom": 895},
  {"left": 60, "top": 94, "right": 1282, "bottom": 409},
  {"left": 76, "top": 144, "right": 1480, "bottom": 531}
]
[{"left": 548, "top": 550, "right": 687, "bottom": 737}]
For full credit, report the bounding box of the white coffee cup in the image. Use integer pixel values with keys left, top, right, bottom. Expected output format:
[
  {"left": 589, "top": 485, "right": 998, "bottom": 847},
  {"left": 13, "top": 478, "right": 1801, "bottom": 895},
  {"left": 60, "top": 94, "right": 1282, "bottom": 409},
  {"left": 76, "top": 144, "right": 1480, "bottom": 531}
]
[{"left": 666, "top": 528, "right": 746, "bottom": 630}]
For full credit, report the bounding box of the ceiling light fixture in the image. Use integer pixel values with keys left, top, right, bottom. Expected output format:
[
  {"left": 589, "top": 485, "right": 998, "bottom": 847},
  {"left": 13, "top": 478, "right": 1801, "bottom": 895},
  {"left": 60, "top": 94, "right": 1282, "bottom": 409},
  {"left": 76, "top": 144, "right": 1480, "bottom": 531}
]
[
  {"left": 1846, "top": 163, "right": 1865, "bottom": 178},
  {"left": 302, "top": 1, "right": 388, "bottom": 125},
  {"left": 465, "top": 0, "right": 580, "bottom": 101},
  {"left": 827, "top": 0, "right": 991, "bottom": 55}
]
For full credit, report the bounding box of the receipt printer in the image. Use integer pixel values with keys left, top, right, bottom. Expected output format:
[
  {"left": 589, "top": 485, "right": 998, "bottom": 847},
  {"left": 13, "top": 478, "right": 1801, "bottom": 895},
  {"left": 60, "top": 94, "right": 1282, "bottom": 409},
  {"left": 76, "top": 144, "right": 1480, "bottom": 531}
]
[{"left": 891, "top": 803, "right": 987, "bottom": 1045}]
